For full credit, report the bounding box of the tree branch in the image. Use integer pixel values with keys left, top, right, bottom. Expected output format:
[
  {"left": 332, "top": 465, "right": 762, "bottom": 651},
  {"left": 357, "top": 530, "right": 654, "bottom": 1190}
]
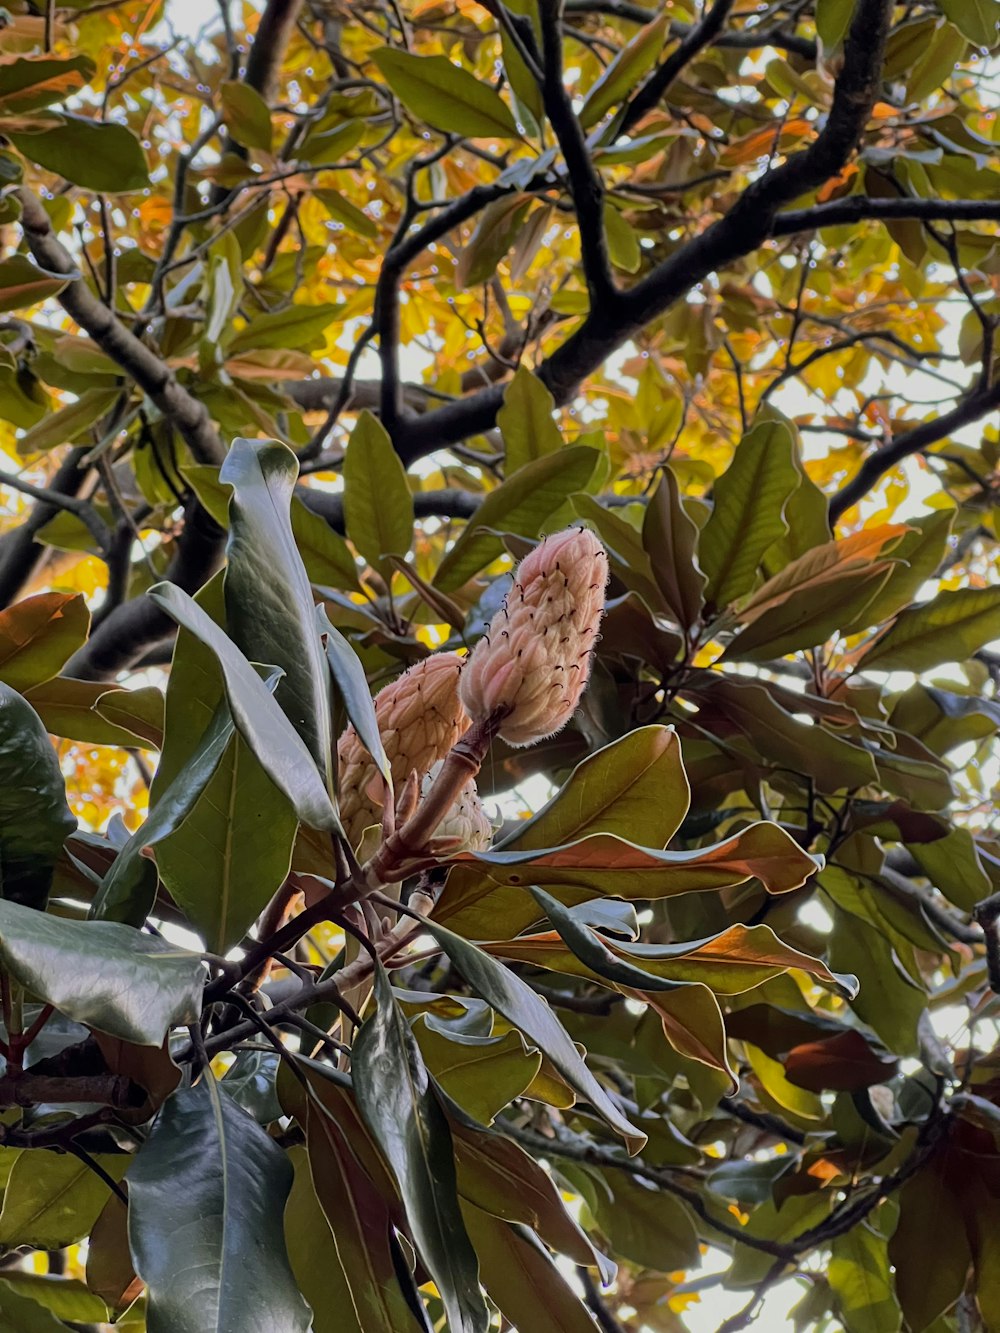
[
  {"left": 64, "top": 498, "right": 224, "bottom": 680},
  {"left": 829, "top": 377, "right": 1000, "bottom": 521},
  {"left": 537, "top": 0, "right": 617, "bottom": 305},
  {"left": 389, "top": 0, "right": 893, "bottom": 463},
  {"left": 620, "top": 0, "right": 736, "bottom": 135},
  {"left": 771, "top": 196, "right": 1000, "bottom": 235},
  {"left": 16, "top": 190, "right": 224, "bottom": 467}
]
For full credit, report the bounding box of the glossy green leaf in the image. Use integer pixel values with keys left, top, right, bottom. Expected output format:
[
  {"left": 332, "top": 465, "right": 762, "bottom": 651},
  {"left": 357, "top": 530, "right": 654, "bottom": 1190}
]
[
  {"left": 414, "top": 1018, "right": 541, "bottom": 1123},
  {"left": 353, "top": 963, "right": 488, "bottom": 1333},
  {"left": 578, "top": 12, "right": 670, "bottom": 127},
  {"left": 129, "top": 1077, "right": 310, "bottom": 1333},
  {"left": 497, "top": 367, "right": 563, "bottom": 473},
  {"left": 343, "top": 411, "right": 415, "bottom": 575},
  {"left": 435, "top": 446, "right": 601, "bottom": 591},
  {"left": 642, "top": 467, "right": 706, "bottom": 631},
  {"left": 148, "top": 581, "right": 340, "bottom": 832},
  {"left": 0, "top": 254, "right": 72, "bottom": 313},
  {"left": 299, "top": 1085, "right": 424, "bottom": 1333},
  {"left": 219, "top": 79, "right": 273, "bottom": 151},
  {"left": 423, "top": 919, "right": 646, "bottom": 1152},
  {"left": 826, "top": 909, "right": 924, "bottom": 1058},
  {"left": 0, "top": 1151, "right": 127, "bottom": 1249},
  {"left": 853, "top": 510, "right": 953, "bottom": 628},
  {"left": 816, "top": 0, "right": 857, "bottom": 48},
  {"left": 829, "top": 1222, "right": 899, "bottom": 1333},
  {"left": 888, "top": 1164, "right": 970, "bottom": 1331},
  {"left": 699, "top": 410, "right": 800, "bottom": 608},
  {"left": 436, "top": 820, "right": 821, "bottom": 940},
  {"left": 0, "top": 592, "right": 88, "bottom": 691},
  {"left": 0, "top": 897, "right": 202, "bottom": 1043},
  {"left": 0, "top": 683, "right": 75, "bottom": 908},
  {"left": 27, "top": 676, "right": 162, "bottom": 750},
  {"left": 461, "top": 1206, "right": 598, "bottom": 1333},
  {"left": 0, "top": 1274, "right": 108, "bottom": 1326},
  {"left": 0, "top": 54, "right": 95, "bottom": 114},
  {"left": 11, "top": 115, "right": 148, "bottom": 192},
  {"left": 457, "top": 194, "right": 533, "bottom": 287},
  {"left": 318, "top": 606, "right": 390, "bottom": 784},
  {"left": 91, "top": 698, "right": 236, "bottom": 926},
  {"left": 16, "top": 386, "right": 121, "bottom": 455},
  {"left": 501, "top": 726, "right": 689, "bottom": 851},
  {"left": 860, "top": 585, "right": 1000, "bottom": 673},
  {"left": 221, "top": 437, "right": 333, "bottom": 785},
  {"left": 937, "top": 0, "right": 998, "bottom": 45},
  {"left": 372, "top": 48, "right": 519, "bottom": 139}
]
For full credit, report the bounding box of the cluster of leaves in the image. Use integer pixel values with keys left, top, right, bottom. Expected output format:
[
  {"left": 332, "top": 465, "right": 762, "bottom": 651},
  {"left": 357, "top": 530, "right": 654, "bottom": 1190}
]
[{"left": 0, "top": 0, "right": 999, "bottom": 1330}]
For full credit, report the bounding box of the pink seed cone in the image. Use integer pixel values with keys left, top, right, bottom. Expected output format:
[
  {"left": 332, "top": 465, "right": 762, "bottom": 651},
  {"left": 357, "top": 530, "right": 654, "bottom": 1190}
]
[
  {"left": 338, "top": 652, "right": 470, "bottom": 846},
  {"left": 460, "top": 526, "right": 609, "bottom": 747}
]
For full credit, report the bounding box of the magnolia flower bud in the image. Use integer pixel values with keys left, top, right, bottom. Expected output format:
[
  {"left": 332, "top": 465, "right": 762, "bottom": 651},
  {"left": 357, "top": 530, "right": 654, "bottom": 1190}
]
[
  {"left": 421, "top": 762, "right": 494, "bottom": 852},
  {"left": 338, "top": 652, "right": 469, "bottom": 846},
  {"left": 460, "top": 526, "right": 609, "bottom": 748}
]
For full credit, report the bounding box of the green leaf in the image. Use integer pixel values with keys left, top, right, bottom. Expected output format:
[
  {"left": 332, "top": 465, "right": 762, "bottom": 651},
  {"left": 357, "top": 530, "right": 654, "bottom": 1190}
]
[
  {"left": 642, "top": 467, "right": 706, "bottom": 631},
  {"left": 16, "top": 386, "right": 121, "bottom": 455},
  {"left": 579, "top": 12, "right": 670, "bottom": 127},
  {"left": 0, "top": 897, "right": 202, "bottom": 1044},
  {"left": 353, "top": 963, "right": 488, "bottom": 1333},
  {"left": 372, "top": 48, "right": 520, "bottom": 139},
  {"left": 229, "top": 302, "right": 346, "bottom": 354},
  {"left": 284, "top": 1146, "right": 417, "bottom": 1333},
  {"left": 0, "top": 54, "right": 95, "bottom": 114},
  {"left": 423, "top": 920, "right": 646, "bottom": 1152},
  {"left": 855, "top": 510, "right": 953, "bottom": 628},
  {"left": 859, "top": 586, "right": 1000, "bottom": 673},
  {"left": 501, "top": 725, "right": 689, "bottom": 851},
  {"left": 724, "top": 563, "right": 894, "bottom": 661},
  {"left": 817, "top": 0, "right": 858, "bottom": 48},
  {"left": 0, "top": 592, "right": 89, "bottom": 691},
  {"left": 25, "top": 677, "right": 157, "bottom": 749},
  {"left": 318, "top": 606, "right": 390, "bottom": 784},
  {"left": 0, "top": 1274, "right": 108, "bottom": 1326},
  {"left": 314, "top": 187, "right": 378, "bottom": 237},
  {"left": 0, "top": 683, "right": 75, "bottom": 908},
  {"left": 11, "top": 115, "right": 148, "bottom": 192},
  {"left": 0, "top": 1150, "right": 126, "bottom": 1249},
  {"left": 220, "top": 79, "right": 273, "bottom": 151},
  {"left": 461, "top": 1206, "right": 599, "bottom": 1333},
  {"left": 604, "top": 201, "right": 642, "bottom": 273},
  {"left": 829, "top": 1222, "right": 899, "bottom": 1333},
  {"left": 497, "top": 367, "right": 563, "bottom": 474},
  {"left": 343, "top": 411, "right": 415, "bottom": 576},
  {"left": 148, "top": 581, "right": 340, "bottom": 832},
  {"left": 888, "top": 1163, "right": 970, "bottom": 1330},
  {"left": 575, "top": 1166, "right": 699, "bottom": 1271},
  {"left": 457, "top": 194, "right": 533, "bottom": 287},
  {"left": 688, "top": 675, "right": 878, "bottom": 792},
  {"left": 91, "top": 698, "right": 236, "bottom": 926},
  {"left": 699, "top": 411, "right": 800, "bottom": 608},
  {"left": 0, "top": 254, "right": 72, "bottom": 313},
  {"left": 936, "top": 0, "right": 998, "bottom": 46},
  {"left": 414, "top": 1018, "right": 541, "bottom": 1124},
  {"left": 436, "top": 820, "right": 820, "bottom": 940},
  {"left": 435, "top": 447, "right": 601, "bottom": 591},
  {"left": 826, "top": 909, "right": 924, "bottom": 1058},
  {"left": 129, "top": 1077, "right": 311, "bottom": 1333},
  {"left": 221, "top": 437, "right": 333, "bottom": 785}
]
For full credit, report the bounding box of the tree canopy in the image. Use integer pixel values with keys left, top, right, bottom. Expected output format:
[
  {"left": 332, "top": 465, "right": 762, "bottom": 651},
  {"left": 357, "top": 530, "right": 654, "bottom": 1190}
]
[{"left": 0, "top": 0, "right": 999, "bottom": 1329}]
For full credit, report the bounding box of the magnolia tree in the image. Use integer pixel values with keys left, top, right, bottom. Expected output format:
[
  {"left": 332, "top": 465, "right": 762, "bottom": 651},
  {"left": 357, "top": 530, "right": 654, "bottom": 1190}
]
[{"left": 0, "top": 0, "right": 999, "bottom": 1331}]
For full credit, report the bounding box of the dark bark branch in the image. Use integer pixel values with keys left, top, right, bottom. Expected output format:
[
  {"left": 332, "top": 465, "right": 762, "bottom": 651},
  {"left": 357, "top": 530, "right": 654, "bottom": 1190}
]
[
  {"left": 0, "top": 447, "right": 93, "bottom": 607},
  {"left": 16, "top": 190, "right": 224, "bottom": 467},
  {"left": 390, "top": 0, "right": 893, "bottom": 463},
  {"left": 538, "top": 0, "right": 617, "bottom": 305},
  {"left": 829, "top": 377, "right": 1000, "bottom": 522},
  {"left": 299, "top": 485, "right": 480, "bottom": 531},
  {"left": 620, "top": 0, "right": 736, "bottom": 135},
  {"left": 64, "top": 498, "right": 224, "bottom": 680},
  {"left": 563, "top": 2, "right": 817, "bottom": 58},
  {"left": 772, "top": 196, "right": 1000, "bottom": 235},
  {"left": 245, "top": 0, "right": 304, "bottom": 99}
]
